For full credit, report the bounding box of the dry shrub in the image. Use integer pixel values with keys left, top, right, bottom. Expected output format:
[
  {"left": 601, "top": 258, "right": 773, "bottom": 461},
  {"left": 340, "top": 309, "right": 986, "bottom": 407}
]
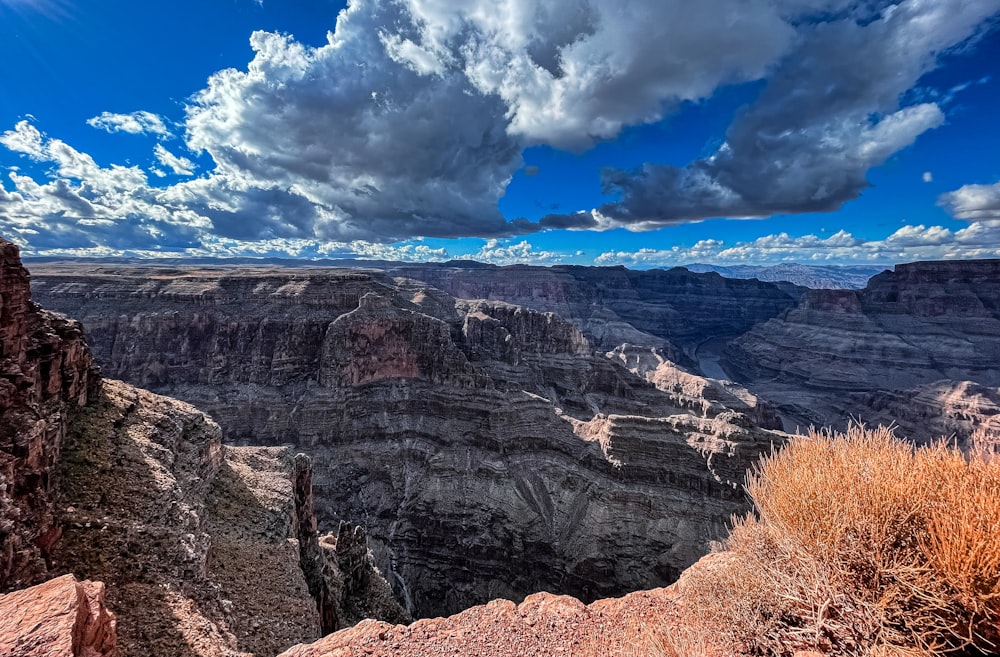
[
  {"left": 913, "top": 444, "right": 1000, "bottom": 648},
  {"left": 655, "top": 622, "right": 717, "bottom": 657},
  {"left": 678, "top": 424, "right": 1000, "bottom": 656},
  {"left": 622, "top": 601, "right": 718, "bottom": 657}
]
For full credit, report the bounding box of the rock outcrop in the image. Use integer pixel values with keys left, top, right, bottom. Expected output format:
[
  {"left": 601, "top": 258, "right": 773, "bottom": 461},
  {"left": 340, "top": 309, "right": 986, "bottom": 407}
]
[
  {"left": 0, "top": 574, "right": 117, "bottom": 657},
  {"left": 30, "top": 263, "right": 784, "bottom": 618},
  {"left": 725, "top": 259, "right": 1000, "bottom": 442},
  {"left": 1, "top": 240, "right": 99, "bottom": 591},
  {"left": 53, "top": 379, "right": 406, "bottom": 657},
  {"left": 277, "top": 586, "right": 680, "bottom": 657}
]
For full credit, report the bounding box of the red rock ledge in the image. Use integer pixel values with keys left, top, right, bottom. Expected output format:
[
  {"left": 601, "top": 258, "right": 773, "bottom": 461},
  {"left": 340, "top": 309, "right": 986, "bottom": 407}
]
[
  {"left": 278, "top": 587, "right": 679, "bottom": 657},
  {"left": 0, "top": 574, "right": 117, "bottom": 657}
]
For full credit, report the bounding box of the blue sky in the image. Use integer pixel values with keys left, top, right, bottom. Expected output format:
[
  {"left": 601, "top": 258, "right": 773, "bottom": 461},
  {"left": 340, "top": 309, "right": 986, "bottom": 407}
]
[{"left": 1, "top": 0, "right": 999, "bottom": 267}]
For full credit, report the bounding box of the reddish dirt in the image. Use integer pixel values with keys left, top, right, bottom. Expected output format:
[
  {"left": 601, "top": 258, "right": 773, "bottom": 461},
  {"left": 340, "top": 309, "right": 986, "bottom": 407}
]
[{"left": 277, "top": 587, "right": 694, "bottom": 657}]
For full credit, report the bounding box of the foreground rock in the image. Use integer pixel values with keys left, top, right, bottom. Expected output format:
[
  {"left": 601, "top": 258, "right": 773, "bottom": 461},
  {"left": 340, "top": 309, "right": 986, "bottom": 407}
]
[
  {"left": 31, "top": 264, "right": 784, "bottom": 617},
  {"left": 54, "top": 379, "right": 406, "bottom": 657},
  {"left": 0, "top": 573, "right": 116, "bottom": 657},
  {"left": 277, "top": 587, "right": 681, "bottom": 657},
  {"left": 726, "top": 259, "right": 1000, "bottom": 443},
  {"left": 0, "top": 241, "right": 99, "bottom": 591}
]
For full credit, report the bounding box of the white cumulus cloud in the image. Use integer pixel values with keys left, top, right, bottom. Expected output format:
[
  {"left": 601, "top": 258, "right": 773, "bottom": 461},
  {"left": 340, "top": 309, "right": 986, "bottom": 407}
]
[
  {"left": 87, "top": 111, "right": 172, "bottom": 139},
  {"left": 1, "top": 0, "right": 998, "bottom": 258},
  {"left": 153, "top": 144, "right": 196, "bottom": 176},
  {"left": 939, "top": 180, "right": 1000, "bottom": 222}
]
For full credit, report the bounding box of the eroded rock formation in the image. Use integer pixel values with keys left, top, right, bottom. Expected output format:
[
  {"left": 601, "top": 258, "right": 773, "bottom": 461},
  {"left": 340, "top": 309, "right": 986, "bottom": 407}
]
[
  {"left": 1, "top": 239, "right": 404, "bottom": 656},
  {"left": 383, "top": 262, "right": 803, "bottom": 358},
  {"left": 725, "top": 259, "right": 1000, "bottom": 442},
  {"left": 30, "top": 263, "right": 784, "bottom": 617},
  {"left": 53, "top": 380, "right": 406, "bottom": 657},
  {"left": 0, "top": 240, "right": 99, "bottom": 591}
]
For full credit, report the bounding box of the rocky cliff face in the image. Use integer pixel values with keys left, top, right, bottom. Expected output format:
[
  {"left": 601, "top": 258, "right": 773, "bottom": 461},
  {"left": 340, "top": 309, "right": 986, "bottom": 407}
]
[
  {"left": 53, "top": 379, "right": 406, "bottom": 657},
  {"left": 383, "top": 262, "right": 802, "bottom": 358},
  {"left": 725, "top": 259, "right": 1000, "bottom": 442},
  {"left": 0, "top": 240, "right": 99, "bottom": 591},
  {"left": 1, "top": 240, "right": 404, "bottom": 656},
  {"left": 30, "top": 263, "right": 784, "bottom": 618}
]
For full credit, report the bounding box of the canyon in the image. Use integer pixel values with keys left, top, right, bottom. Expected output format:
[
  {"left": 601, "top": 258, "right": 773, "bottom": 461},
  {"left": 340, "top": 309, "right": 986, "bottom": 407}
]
[
  {"left": 347, "top": 259, "right": 1000, "bottom": 445},
  {"left": 725, "top": 259, "right": 1000, "bottom": 444},
  {"left": 27, "top": 261, "right": 785, "bottom": 619},
  {"left": 0, "top": 238, "right": 406, "bottom": 657},
  {"left": 34, "top": 256, "right": 997, "bottom": 448},
  {"left": 7, "top": 246, "right": 1000, "bottom": 655}
]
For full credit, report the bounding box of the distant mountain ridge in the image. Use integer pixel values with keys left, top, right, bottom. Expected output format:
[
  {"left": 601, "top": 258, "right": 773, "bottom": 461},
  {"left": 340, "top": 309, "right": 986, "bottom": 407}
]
[
  {"left": 25, "top": 255, "right": 886, "bottom": 289},
  {"left": 684, "top": 263, "right": 889, "bottom": 289}
]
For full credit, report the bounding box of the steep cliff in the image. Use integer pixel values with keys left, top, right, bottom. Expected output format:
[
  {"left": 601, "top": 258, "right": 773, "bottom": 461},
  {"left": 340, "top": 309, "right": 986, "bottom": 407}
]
[
  {"left": 0, "top": 240, "right": 99, "bottom": 591},
  {"left": 384, "top": 262, "right": 803, "bottom": 359},
  {"left": 1, "top": 240, "right": 404, "bottom": 656},
  {"left": 30, "top": 263, "right": 784, "bottom": 617},
  {"left": 725, "top": 259, "right": 1000, "bottom": 441},
  {"left": 53, "top": 380, "right": 406, "bottom": 657}
]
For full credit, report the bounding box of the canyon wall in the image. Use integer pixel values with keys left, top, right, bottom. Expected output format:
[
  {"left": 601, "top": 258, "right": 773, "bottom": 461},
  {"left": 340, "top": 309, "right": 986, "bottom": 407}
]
[
  {"left": 31, "top": 263, "right": 784, "bottom": 617},
  {"left": 725, "top": 259, "right": 1000, "bottom": 442},
  {"left": 0, "top": 240, "right": 99, "bottom": 591},
  {"left": 382, "top": 262, "right": 803, "bottom": 357},
  {"left": 54, "top": 380, "right": 405, "bottom": 657},
  {"left": 1, "top": 239, "right": 404, "bottom": 656}
]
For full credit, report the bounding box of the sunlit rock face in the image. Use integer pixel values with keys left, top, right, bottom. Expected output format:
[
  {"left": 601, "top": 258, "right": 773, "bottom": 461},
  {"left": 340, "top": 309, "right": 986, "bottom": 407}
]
[
  {"left": 0, "top": 574, "right": 117, "bottom": 657},
  {"left": 31, "top": 263, "right": 783, "bottom": 618},
  {"left": 53, "top": 379, "right": 406, "bottom": 657},
  {"left": 277, "top": 586, "right": 678, "bottom": 657},
  {"left": 725, "top": 259, "right": 1000, "bottom": 444}
]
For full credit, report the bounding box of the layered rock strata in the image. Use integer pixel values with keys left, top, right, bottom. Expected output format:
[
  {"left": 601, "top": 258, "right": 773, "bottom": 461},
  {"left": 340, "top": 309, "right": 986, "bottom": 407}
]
[
  {"left": 1, "top": 239, "right": 404, "bottom": 656},
  {"left": 726, "top": 260, "right": 1000, "bottom": 442},
  {"left": 383, "top": 262, "right": 803, "bottom": 358},
  {"left": 684, "top": 262, "right": 886, "bottom": 290},
  {"left": 30, "top": 264, "right": 784, "bottom": 617},
  {"left": 1, "top": 240, "right": 99, "bottom": 591}
]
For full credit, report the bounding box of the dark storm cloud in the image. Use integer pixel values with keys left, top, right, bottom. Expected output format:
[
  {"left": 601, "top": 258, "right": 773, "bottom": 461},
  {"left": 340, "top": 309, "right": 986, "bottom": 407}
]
[
  {"left": 596, "top": 0, "right": 998, "bottom": 228},
  {"left": 1, "top": 0, "right": 999, "bottom": 256}
]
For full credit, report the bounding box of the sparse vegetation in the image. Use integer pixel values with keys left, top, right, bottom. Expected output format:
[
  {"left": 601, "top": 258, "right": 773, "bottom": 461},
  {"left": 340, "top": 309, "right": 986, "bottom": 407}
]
[{"left": 674, "top": 424, "right": 1000, "bottom": 657}]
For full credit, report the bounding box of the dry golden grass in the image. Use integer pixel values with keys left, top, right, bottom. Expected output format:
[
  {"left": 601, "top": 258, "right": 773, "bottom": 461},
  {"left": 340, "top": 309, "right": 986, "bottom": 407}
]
[{"left": 674, "top": 424, "right": 1000, "bottom": 657}]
